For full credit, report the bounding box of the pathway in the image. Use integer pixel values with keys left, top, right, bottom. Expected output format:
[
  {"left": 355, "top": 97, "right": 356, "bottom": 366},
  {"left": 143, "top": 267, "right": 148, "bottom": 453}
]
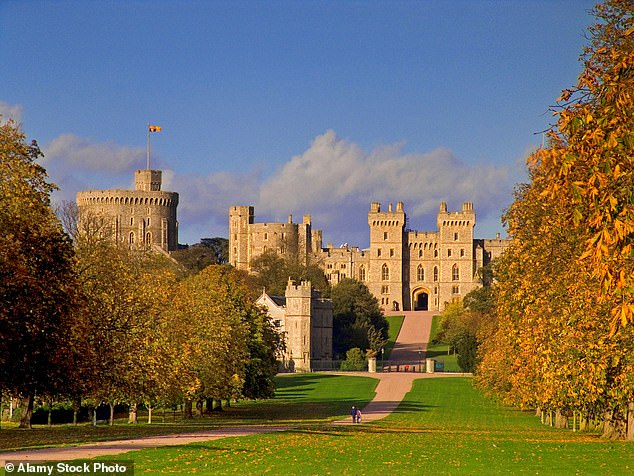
[{"left": 0, "top": 310, "right": 467, "bottom": 462}]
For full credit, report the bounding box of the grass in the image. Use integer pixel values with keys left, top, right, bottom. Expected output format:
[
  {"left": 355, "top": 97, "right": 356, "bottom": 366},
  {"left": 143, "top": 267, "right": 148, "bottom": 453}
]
[
  {"left": 77, "top": 377, "right": 633, "bottom": 475},
  {"left": 0, "top": 374, "right": 377, "bottom": 452},
  {"left": 424, "top": 314, "right": 461, "bottom": 372},
  {"left": 383, "top": 314, "right": 405, "bottom": 360}
]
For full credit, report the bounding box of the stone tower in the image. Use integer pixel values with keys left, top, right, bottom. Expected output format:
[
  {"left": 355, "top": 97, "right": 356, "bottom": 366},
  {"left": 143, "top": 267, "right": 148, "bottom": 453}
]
[
  {"left": 283, "top": 279, "right": 333, "bottom": 371},
  {"left": 367, "top": 201, "right": 406, "bottom": 311},
  {"left": 229, "top": 206, "right": 254, "bottom": 270},
  {"left": 76, "top": 169, "right": 178, "bottom": 251},
  {"left": 436, "top": 201, "right": 477, "bottom": 302}
]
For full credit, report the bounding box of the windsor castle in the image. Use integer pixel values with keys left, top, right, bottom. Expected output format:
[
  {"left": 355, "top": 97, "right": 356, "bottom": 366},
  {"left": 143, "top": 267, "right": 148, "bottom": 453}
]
[
  {"left": 75, "top": 168, "right": 508, "bottom": 313},
  {"left": 230, "top": 201, "right": 508, "bottom": 313}
]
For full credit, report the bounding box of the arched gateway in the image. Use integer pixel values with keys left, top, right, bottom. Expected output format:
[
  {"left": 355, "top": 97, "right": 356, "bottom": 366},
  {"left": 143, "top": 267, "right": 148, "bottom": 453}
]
[{"left": 412, "top": 287, "right": 430, "bottom": 311}]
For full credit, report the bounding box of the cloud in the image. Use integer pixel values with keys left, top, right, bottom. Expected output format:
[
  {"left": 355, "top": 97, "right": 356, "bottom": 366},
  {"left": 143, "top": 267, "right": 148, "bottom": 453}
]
[
  {"left": 169, "top": 170, "right": 261, "bottom": 243},
  {"left": 258, "top": 130, "right": 512, "bottom": 246},
  {"left": 42, "top": 134, "right": 145, "bottom": 174},
  {"left": 0, "top": 101, "right": 23, "bottom": 123}
]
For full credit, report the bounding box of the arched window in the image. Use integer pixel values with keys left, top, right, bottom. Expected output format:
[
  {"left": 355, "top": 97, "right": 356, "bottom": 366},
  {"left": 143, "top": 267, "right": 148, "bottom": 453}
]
[
  {"left": 129, "top": 232, "right": 135, "bottom": 244},
  {"left": 452, "top": 264, "right": 460, "bottom": 281},
  {"left": 382, "top": 263, "right": 389, "bottom": 281},
  {"left": 145, "top": 232, "right": 151, "bottom": 244},
  {"left": 417, "top": 264, "right": 424, "bottom": 281},
  {"left": 433, "top": 266, "right": 438, "bottom": 282},
  {"left": 359, "top": 266, "right": 366, "bottom": 282}
]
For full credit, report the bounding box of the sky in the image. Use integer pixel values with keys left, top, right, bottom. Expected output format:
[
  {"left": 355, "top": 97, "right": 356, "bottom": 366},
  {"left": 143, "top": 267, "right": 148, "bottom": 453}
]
[{"left": 1, "top": 0, "right": 598, "bottom": 247}]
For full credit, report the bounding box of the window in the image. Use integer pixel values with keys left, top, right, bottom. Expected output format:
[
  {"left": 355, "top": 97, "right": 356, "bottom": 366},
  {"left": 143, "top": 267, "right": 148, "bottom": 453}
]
[
  {"left": 448, "top": 249, "right": 452, "bottom": 257},
  {"left": 433, "top": 266, "right": 438, "bottom": 282},
  {"left": 145, "top": 232, "right": 151, "bottom": 244},
  {"left": 341, "top": 264, "right": 346, "bottom": 269},
  {"left": 454, "top": 232, "right": 459, "bottom": 241},
  {"left": 147, "top": 217, "right": 151, "bottom": 227},
  {"left": 381, "top": 285, "right": 389, "bottom": 294},
  {"left": 264, "top": 232, "right": 268, "bottom": 240},
  {"left": 452, "top": 285, "right": 460, "bottom": 294},
  {"left": 359, "top": 266, "right": 366, "bottom": 281},
  {"left": 460, "top": 249, "right": 465, "bottom": 257},
  {"left": 382, "top": 263, "right": 389, "bottom": 281},
  {"left": 390, "top": 248, "right": 394, "bottom": 257},
  {"left": 417, "top": 265, "right": 424, "bottom": 281},
  {"left": 384, "top": 232, "right": 388, "bottom": 240},
  {"left": 377, "top": 248, "right": 382, "bottom": 257},
  {"left": 327, "top": 263, "right": 333, "bottom": 269},
  {"left": 434, "top": 249, "right": 438, "bottom": 258},
  {"left": 129, "top": 232, "right": 135, "bottom": 244},
  {"left": 418, "top": 249, "right": 423, "bottom": 258},
  {"left": 130, "top": 217, "right": 134, "bottom": 226},
  {"left": 452, "top": 264, "right": 460, "bottom": 281}
]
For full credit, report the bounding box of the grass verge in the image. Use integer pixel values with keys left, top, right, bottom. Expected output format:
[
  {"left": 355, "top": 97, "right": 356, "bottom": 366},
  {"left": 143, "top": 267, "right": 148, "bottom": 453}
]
[{"left": 424, "top": 314, "right": 460, "bottom": 372}]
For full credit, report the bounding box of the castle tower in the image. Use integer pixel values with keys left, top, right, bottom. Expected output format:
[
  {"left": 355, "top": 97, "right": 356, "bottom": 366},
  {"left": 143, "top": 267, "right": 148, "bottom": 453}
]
[
  {"left": 76, "top": 169, "right": 178, "bottom": 251},
  {"left": 229, "top": 206, "right": 254, "bottom": 270},
  {"left": 436, "top": 201, "right": 476, "bottom": 306},
  {"left": 367, "top": 201, "right": 406, "bottom": 312},
  {"left": 284, "top": 280, "right": 314, "bottom": 372}
]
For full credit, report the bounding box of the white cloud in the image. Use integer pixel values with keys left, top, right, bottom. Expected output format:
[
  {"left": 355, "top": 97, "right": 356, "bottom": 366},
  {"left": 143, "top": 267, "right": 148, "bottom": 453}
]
[
  {"left": 258, "top": 130, "right": 512, "bottom": 246},
  {"left": 42, "top": 134, "right": 144, "bottom": 174},
  {"left": 0, "top": 101, "right": 23, "bottom": 123}
]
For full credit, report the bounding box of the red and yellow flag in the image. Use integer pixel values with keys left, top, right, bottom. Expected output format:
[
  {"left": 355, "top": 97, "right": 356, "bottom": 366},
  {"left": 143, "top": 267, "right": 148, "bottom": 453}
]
[{"left": 148, "top": 125, "right": 162, "bottom": 132}]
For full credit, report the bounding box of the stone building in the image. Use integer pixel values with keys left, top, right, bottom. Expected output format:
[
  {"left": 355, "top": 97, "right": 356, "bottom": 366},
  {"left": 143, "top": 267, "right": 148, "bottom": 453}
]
[
  {"left": 256, "top": 279, "right": 333, "bottom": 372},
  {"left": 231, "top": 201, "right": 509, "bottom": 312},
  {"left": 76, "top": 169, "right": 179, "bottom": 251}
]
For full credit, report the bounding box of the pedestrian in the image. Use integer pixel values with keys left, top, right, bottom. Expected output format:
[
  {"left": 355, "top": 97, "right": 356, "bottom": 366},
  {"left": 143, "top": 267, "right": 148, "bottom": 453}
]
[
  {"left": 351, "top": 406, "right": 357, "bottom": 423},
  {"left": 356, "top": 408, "right": 362, "bottom": 424}
]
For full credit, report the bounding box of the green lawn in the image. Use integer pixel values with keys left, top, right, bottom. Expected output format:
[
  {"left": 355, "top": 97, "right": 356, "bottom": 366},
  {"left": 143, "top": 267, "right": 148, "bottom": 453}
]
[
  {"left": 424, "top": 314, "right": 461, "bottom": 372},
  {"left": 0, "top": 374, "right": 377, "bottom": 452},
  {"left": 383, "top": 314, "right": 404, "bottom": 361},
  {"left": 53, "top": 377, "right": 634, "bottom": 475}
]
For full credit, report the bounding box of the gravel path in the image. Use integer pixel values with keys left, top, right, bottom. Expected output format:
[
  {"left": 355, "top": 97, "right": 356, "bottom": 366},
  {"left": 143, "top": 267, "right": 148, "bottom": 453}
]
[{"left": 0, "top": 311, "right": 469, "bottom": 462}]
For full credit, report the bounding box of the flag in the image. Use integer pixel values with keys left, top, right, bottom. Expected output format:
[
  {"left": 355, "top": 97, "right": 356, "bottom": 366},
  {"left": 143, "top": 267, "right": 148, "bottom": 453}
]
[{"left": 148, "top": 125, "right": 162, "bottom": 132}]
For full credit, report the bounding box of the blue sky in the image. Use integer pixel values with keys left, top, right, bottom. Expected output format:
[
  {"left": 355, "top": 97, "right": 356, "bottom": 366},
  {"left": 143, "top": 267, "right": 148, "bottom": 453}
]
[{"left": 1, "top": 0, "right": 597, "bottom": 246}]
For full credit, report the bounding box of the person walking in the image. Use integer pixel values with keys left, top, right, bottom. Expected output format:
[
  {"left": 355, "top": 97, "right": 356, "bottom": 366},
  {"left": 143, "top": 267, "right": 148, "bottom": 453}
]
[
  {"left": 356, "top": 408, "right": 362, "bottom": 424},
  {"left": 351, "top": 406, "right": 357, "bottom": 423}
]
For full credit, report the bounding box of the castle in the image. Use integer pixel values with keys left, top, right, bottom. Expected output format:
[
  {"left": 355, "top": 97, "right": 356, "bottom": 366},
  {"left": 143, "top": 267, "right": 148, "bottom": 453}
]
[
  {"left": 76, "top": 169, "right": 179, "bottom": 251},
  {"left": 230, "top": 201, "right": 508, "bottom": 312},
  {"left": 256, "top": 279, "right": 333, "bottom": 371}
]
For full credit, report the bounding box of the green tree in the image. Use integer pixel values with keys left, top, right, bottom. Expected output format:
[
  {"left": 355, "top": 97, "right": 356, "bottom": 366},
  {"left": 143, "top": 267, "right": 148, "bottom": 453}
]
[
  {"left": 0, "top": 120, "right": 78, "bottom": 428},
  {"left": 250, "top": 249, "right": 330, "bottom": 297},
  {"left": 331, "top": 278, "right": 387, "bottom": 357}
]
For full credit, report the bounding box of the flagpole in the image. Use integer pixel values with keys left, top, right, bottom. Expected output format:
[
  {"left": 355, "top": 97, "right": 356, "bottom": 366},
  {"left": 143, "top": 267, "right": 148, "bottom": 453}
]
[{"left": 147, "top": 123, "right": 151, "bottom": 170}]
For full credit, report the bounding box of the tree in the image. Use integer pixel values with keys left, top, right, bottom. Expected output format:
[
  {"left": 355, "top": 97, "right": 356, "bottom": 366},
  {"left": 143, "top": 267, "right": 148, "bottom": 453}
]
[
  {"left": 476, "top": 1, "right": 634, "bottom": 439},
  {"left": 331, "top": 278, "right": 387, "bottom": 357},
  {"left": 171, "top": 238, "right": 229, "bottom": 274},
  {"left": 0, "top": 120, "right": 78, "bottom": 428},
  {"left": 249, "top": 249, "right": 330, "bottom": 297}
]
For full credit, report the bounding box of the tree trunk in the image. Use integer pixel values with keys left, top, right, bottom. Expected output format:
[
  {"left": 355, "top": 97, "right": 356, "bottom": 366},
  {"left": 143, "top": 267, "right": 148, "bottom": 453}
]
[
  {"left": 72, "top": 396, "right": 81, "bottom": 426},
  {"left": 627, "top": 402, "right": 634, "bottom": 441},
  {"left": 109, "top": 403, "right": 115, "bottom": 426},
  {"left": 19, "top": 394, "right": 34, "bottom": 429},
  {"left": 147, "top": 405, "right": 152, "bottom": 424},
  {"left": 206, "top": 397, "right": 214, "bottom": 414},
  {"left": 555, "top": 409, "right": 568, "bottom": 429},
  {"left": 128, "top": 403, "right": 138, "bottom": 424},
  {"left": 196, "top": 399, "right": 203, "bottom": 417},
  {"left": 47, "top": 398, "right": 53, "bottom": 427},
  {"left": 184, "top": 400, "right": 193, "bottom": 419}
]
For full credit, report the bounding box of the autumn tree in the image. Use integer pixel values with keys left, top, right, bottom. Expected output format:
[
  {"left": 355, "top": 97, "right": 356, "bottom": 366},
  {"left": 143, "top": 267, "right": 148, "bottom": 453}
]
[
  {"left": 476, "top": 0, "right": 634, "bottom": 439},
  {"left": 0, "top": 120, "right": 78, "bottom": 428}
]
